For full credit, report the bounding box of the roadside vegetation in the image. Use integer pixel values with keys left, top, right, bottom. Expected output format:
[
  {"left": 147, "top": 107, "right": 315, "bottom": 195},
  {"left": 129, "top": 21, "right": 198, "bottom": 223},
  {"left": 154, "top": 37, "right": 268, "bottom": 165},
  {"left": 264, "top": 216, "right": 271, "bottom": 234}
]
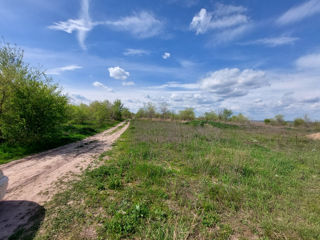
[
  {"left": 0, "top": 43, "right": 130, "bottom": 164},
  {"left": 25, "top": 119, "right": 320, "bottom": 240}
]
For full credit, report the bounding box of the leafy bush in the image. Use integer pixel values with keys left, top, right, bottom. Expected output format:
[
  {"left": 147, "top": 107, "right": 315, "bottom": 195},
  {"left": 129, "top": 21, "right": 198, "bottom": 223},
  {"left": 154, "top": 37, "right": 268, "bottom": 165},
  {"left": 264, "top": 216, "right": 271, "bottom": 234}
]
[
  {"left": 293, "top": 118, "right": 305, "bottom": 127},
  {"left": 0, "top": 44, "right": 68, "bottom": 144}
]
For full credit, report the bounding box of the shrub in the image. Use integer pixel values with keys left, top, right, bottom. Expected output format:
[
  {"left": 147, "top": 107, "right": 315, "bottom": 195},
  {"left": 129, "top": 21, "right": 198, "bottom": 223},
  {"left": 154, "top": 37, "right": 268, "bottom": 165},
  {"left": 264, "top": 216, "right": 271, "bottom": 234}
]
[
  {"left": 294, "top": 118, "right": 305, "bottom": 127},
  {"left": 178, "top": 108, "right": 195, "bottom": 120},
  {"left": 0, "top": 44, "right": 68, "bottom": 144}
]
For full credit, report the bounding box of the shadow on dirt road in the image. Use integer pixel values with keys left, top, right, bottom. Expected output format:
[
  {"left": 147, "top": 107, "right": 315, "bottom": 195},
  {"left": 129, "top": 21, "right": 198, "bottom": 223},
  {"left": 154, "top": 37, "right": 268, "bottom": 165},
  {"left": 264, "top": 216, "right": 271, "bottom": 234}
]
[{"left": 0, "top": 200, "right": 45, "bottom": 240}]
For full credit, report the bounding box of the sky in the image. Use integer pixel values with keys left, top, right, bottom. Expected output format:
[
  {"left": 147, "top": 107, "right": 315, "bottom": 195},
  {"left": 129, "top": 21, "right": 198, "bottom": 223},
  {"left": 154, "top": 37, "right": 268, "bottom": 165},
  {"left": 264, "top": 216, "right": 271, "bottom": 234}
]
[{"left": 1, "top": 0, "right": 320, "bottom": 120}]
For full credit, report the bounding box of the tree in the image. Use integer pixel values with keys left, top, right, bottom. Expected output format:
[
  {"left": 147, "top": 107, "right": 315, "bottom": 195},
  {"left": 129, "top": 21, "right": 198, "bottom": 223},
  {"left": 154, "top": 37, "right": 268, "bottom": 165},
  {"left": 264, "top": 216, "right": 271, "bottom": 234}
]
[
  {"left": 178, "top": 108, "right": 195, "bottom": 120},
  {"left": 159, "top": 102, "right": 170, "bottom": 119},
  {"left": 294, "top": 118, "right": 305, "bottom": 127},
  {"left": 204, "top": 111, "right": 218, "bottom": 121},
  {"left": 231, "top": 113, "right": 249, "bottom": 123},
  {"left": 145, "top": 102, "right": 156, "bottom": 119},
  {"left": 0, "top": 43, "right": 68, "bottom": 144},
  {"left": 219, "top": 109, "right": 233, "bottom": 121},
  {"left": 275, "top": 114, "right": 286, "bottom": 125},
  {"left": 112, "top": 99, "right": 123, "bottom": 121}
]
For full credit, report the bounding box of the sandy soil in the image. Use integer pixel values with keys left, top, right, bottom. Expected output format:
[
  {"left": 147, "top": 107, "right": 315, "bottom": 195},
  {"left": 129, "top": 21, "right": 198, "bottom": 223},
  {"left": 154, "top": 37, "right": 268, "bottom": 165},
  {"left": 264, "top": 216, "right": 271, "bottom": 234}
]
[
  {"left": 0, "top": 121, "right": 129, "bottom": 239},
  {"left": 307, "top": 132, "right": 320, "bottom": 140}
]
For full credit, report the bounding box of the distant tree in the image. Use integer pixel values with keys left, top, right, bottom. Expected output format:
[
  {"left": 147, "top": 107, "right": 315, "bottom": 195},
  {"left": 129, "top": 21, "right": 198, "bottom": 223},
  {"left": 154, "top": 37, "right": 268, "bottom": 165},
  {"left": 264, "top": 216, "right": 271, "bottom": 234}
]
[
  {"left": 136, "top": 108, "right": 146, "bottom": 118},
  {"left": 122, "top": 107, "right": 132, "bottom": 119},
  {"left": 89, "top": 100, "right": 112, "bottom": 125},
  {"left": 231, "top": 113, "right": 249, "bottom": 123},
  {"left": 275, "top": 114, "right": 286, "bottom": 125},
  {"left": 179, "top": 108, "right": 195, "bottom": 120},
  {"left": 264, "top": 118, "right": 271, "bottom": 124},
  {"left": 159, "top": 102, "right": 170, "bottom": 119},
  {"left": 204, "top": 111, "right": 218, "bottom": 121},
  {"left": 294, "top": 118, "right": 305, "bottom": 127},
  {"left": 145, "top": 102, "right": 156, "bottom": 118},
  {"left": 219, "top": 109, "right": 233, "bottom": 121},
  {"left": 112, "top": 99, "right": 123, "bottom": 121}
]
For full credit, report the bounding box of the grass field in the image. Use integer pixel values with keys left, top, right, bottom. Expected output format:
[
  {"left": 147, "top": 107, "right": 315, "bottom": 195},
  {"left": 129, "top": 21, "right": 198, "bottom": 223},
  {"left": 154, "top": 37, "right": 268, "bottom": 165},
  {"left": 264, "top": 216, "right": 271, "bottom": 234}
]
[
  {"left": 19, "top": 119, "right": 320, "bottom": 239},
  {"left": 0, "top": 121, "right": 119, "bottom": 165}
]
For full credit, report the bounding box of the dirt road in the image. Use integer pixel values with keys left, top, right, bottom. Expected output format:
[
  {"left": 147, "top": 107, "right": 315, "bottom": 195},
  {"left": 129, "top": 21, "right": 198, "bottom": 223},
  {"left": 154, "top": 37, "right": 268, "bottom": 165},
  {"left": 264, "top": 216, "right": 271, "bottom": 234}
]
[{"left": 0, "top": 121, "right": 129, "bottom": 239}]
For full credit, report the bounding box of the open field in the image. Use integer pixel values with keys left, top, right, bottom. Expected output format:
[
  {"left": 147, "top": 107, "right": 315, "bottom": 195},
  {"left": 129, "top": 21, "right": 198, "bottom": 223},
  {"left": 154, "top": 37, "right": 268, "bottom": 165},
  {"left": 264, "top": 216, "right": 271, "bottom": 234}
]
[
  {"left": 0, "top": 122, "right": 129, "bottom": 239},
  {"left": 21, "top": 119, "right": 320, "bottom": 240}
]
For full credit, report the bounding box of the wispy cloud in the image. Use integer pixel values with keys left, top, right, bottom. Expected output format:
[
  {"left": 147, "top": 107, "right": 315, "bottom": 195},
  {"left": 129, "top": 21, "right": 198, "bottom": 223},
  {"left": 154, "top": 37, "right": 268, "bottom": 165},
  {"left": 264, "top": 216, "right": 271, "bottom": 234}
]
[
  {"left": 123, "top": 48, "right": 150, "bottom": 56},
  {"left": 122, "top": 81, "right": 135, "bottom": 86},
  {"left": 48, "top": 0, "right": 93, "bottom": 50},
  {"left": 190, "top": 3, "right": 251, "bottom": 44},
  {"left": 243, "top": 36, "right": 299, "bottom": 47},
  {"left": 102, "top": 11, "right": 164, "bottom": 38},
  {"left": 46, "top": 64, "right": 82, "bottom": 75},
  {"left": 93, "top": 81, "right": 113, "bottom": 91},
  {"left": 277, "top": 0, "right": 320, "bottom": 25},
  {"left": 296, "top": 52, "right": 320, "bottom": 69},
  {"left": 190, "top": 4, "right": 248, "bottom": 34},
  {"left": 49, "top": 1, "right": 164, "bottom": 49}
]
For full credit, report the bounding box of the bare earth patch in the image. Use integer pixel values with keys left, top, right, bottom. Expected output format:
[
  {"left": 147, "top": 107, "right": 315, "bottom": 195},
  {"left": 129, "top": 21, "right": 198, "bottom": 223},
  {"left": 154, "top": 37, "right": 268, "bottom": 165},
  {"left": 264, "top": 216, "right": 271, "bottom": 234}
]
[
  {"left": 307, "top": 132, "right": 320, "bottom": 140},
  {"left": 0, "top": 121, "right": 129, "bottom": 239}
]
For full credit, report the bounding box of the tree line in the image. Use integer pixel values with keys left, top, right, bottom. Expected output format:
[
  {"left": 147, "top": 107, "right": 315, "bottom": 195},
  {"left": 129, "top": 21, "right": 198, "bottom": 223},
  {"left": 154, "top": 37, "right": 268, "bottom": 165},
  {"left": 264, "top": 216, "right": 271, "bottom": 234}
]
[
  {"left": 135, "top": 102, "right": 249, "bottom": 122},
  {"left": 0, "top": 44, "right": 130, "bottom": 146}
]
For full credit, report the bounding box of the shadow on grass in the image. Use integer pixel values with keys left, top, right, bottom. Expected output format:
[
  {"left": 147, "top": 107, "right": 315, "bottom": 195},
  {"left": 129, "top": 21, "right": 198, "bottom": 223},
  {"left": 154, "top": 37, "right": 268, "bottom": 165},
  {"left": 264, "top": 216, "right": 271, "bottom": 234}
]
[{"left": 0, "top": 200, "right": 45, "bottom": 240}]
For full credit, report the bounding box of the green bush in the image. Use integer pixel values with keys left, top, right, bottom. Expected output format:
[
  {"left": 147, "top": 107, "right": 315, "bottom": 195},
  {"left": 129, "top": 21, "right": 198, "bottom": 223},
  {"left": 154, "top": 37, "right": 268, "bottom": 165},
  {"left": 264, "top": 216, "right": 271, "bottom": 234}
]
[
  {"left": 0, "top": 44, "right": 68, "bottom": 144},
  {"left": 294, "top": 118, "right": 305, "bottom": 127}
]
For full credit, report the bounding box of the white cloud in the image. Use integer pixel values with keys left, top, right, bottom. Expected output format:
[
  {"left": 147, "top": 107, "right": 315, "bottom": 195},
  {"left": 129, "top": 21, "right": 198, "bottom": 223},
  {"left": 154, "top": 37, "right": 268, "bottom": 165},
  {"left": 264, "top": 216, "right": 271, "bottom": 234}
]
[
  {"left": 48, "top": 0, "right": 92, "bottom": 50},
  {"left": 277, "top": 0, "right": 320, "bottom": 25},
  {"left": 108, "top": 66, "right": 130, "bottom": 80},
  {"left": 123, "top": 48, "right": 150, "bottom": 56},
  {"left": 46, "top": 65, "right": 82, "bottom": 75},
  {"left": 296, "top": 53, "right": 320, "bottom": 69},
  {"left": 162, "top": 52, "right": 171, "bottom": 59},
  {"left": 49, "top": 1, "right": 164, "bottom": 49},
  {"left": 92, "top": 81, "right": 113, "bottom": 91},
  {"left": 214, "top": 24, "right": 251, "bottom": 44},
  {"left": 199, "top": 68, "right": 268, "bottom": 98},
  {"left": 190, "top": 4, "right": 249, "bottom": 35},
  {"left": 103, "top": 11, "right": 164, "bottom": 38},
  {"left": 122, "top": 81, "right": 135, "bottom": 86},
  {"left": 244, "top": 36, "right": 299, "bottom": 47}
]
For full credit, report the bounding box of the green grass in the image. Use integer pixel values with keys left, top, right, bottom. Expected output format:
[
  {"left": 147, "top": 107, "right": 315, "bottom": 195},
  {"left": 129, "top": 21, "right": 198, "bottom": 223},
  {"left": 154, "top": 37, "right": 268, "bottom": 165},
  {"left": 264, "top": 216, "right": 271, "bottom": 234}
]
[
  {"left": 21, "top": 120, "right": 320, "bottom": 239},
  {"left": 0, "top": 121, "right": 119, "bottom": 165}
]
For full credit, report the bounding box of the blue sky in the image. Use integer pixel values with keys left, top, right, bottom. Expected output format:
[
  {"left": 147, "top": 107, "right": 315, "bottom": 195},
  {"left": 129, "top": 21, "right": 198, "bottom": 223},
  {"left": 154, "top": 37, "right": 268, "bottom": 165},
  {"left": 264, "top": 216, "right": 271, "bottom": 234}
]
[{"left": 1, "top": 0, "right": 320, "bottom": 120}]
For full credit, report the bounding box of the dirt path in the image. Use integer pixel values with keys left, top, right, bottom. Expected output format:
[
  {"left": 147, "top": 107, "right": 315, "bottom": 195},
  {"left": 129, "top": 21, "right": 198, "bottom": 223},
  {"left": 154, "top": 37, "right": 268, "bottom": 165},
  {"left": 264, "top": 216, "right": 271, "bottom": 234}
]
[
  {"left": 0, "top": 121, "right": 129, "bottom": 239},
  {"left": 307, "top": 132, "right": 320, "bottom": 140}
]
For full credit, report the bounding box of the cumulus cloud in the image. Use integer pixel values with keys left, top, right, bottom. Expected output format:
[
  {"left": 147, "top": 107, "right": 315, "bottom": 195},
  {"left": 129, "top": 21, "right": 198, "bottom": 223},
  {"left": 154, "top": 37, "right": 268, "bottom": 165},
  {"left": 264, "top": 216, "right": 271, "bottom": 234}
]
[
  {"left": 93, "top": 81, "right": 113, "bottom": 91},
  {"left": 295, "top": 53, "right": 320, "bottom": 69},
  {"left": 103, "top": 11, "right": 164, "bottom": 38},
  {"left": 108, "top": 66, "right": 130, "bottom": 80},
  {"left": 162, "top": 52, "right": 171, "bottom": 59},
  {"left": 122, "top": 81, "right": 135, "bottom": 86},
  {"left": 190, "top": 4, "right": 249, "bottom": 35},
  {"left": 277, "top": 0, "right": 320, "bottom": 25},
  {"left": 47, "top": 65, "right": 82, "bottom": 75},
  {"left": 123, "top": 48, "right": 150, "bottom": 56},
  {"left": 48, "top": 0, "right": 92, "bottom": 50},
  {"left": 199, "top": 68, "right": 268, "bottom": 98},
  {"left": 244, "top": 36, "right": 299, "bottom": 47}
]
